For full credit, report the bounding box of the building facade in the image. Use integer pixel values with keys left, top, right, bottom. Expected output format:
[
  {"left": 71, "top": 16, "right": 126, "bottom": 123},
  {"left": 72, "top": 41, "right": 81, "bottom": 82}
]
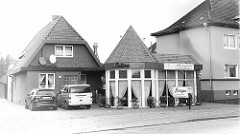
[
  {"left": 151, "top": 0, "right": 240, "bottom": 103},
  {"left": 104, "top": 26, "right": 202, "bottom": 108},
  {"left": 8, "top": 16, "right": 104, "bottom": 105}
]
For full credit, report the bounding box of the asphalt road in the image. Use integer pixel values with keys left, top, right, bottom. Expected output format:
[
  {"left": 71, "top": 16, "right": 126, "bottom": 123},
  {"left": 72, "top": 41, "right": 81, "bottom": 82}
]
[{"left": 86, "top": 117, "right": 240, "bottom": 134}]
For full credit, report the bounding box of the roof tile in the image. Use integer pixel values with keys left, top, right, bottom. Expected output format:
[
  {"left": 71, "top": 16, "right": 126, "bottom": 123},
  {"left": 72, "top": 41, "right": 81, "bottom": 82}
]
[{"left": 151, "top": 0, "right": 239, "bottom": 36}]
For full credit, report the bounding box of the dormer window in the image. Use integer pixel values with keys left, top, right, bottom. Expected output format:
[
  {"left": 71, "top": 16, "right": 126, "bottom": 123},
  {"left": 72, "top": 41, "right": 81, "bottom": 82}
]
[{"left": 55, "top": 45, "right": 73, "bottom": 57}]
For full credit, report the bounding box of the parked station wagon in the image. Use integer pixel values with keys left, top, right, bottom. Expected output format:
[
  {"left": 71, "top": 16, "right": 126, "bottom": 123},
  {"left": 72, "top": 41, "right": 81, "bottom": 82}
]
[{"left": 25, "top": 88, "right": 57, "bottom": 111}]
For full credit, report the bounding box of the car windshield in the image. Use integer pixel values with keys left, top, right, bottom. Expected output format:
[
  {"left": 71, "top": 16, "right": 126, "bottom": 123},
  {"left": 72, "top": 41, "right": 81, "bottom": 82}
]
[
  {"left": 70, "top": 86, "right": 90, "bottom": 93},
  {"left": 36, "top": 90, "right": 55, "bottom": 95}
]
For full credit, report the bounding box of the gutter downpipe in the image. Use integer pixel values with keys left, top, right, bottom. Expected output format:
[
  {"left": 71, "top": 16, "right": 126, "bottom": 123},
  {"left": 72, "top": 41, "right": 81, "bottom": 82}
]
[{"left": 203, "top": 22, "right": 213, "bottom": 102}]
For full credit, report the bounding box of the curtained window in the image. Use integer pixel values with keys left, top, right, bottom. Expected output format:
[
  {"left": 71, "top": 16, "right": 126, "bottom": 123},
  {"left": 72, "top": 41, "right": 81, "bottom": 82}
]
[
  {"left": 167, "top": 80, "right": 176, "bottom": 96},
  {"left": 118, "top": 81, "right": 128, "bottom": 99},
  {"left": 110, "top": 81, "right": 116, "bottom": 98},
  {"left": 158, "top": 80, "right": 165, "bottom": 97},
  {"left": 144, "top": 81, "right": 152, "bottom": 106},
  {"left": 132, "top": 80, "right": 142, "bottom": 106},
  {"left": 39, "top": 73, "right": 55, "bottom": 89}
]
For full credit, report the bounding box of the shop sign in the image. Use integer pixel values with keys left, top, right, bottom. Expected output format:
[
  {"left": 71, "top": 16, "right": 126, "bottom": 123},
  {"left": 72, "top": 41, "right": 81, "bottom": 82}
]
[
  {"left": 164, "top": 63, "right": 194, "bottom": 70},
  {"left": 173, "top": 87, "right": 193, "bottom": 98}
]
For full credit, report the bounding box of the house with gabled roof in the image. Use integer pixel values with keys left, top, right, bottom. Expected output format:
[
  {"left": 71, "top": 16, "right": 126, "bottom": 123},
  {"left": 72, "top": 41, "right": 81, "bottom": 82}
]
[
  {"left": 104, "top": 26, "right": 202, "bottom": 108},
  {"left": 8, "top": 15, "right": 104, "bottom": 105},
  {"left": 151, "top": 0, "right": 240, "bottom": 103}
]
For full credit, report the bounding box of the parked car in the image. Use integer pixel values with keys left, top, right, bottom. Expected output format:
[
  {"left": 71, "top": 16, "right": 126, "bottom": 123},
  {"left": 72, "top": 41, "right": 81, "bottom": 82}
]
[
  {"left": 25, "top": 88, "right": 57, "bottom": 111},
  {"left": 57, "top": 84, "right": 92, "bottom": 110}
]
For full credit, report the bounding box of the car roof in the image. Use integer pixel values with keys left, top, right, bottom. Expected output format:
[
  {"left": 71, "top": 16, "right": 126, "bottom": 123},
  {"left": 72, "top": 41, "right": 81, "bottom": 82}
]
[{"left": 64, "top": 84, "right": 90, "bottom": 88}]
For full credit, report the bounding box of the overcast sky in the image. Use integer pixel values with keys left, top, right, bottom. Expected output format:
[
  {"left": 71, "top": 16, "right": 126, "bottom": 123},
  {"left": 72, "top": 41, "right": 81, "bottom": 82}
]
[{"left": 0, "top": 0, "right": 204, "bottom": 63}]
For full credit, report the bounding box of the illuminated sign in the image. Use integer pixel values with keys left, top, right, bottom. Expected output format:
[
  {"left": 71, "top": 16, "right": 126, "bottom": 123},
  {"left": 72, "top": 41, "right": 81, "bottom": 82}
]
[{"left": 164, "top": 63, "right": 194, "bottom": 70}]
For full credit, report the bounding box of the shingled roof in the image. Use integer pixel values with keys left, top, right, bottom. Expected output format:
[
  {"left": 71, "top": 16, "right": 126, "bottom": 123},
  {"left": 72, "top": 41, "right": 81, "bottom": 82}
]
[
  {"left": 10, "top": 15, "right": 102, "bottom": 74},
  {"left": 105, "top": 26, "right": 157, "bottom": 64},
  {"left": 151, "top": 0, "right": 239, "bottom": 36},
  {"left": 153, "top": 54, "right": 200, "bottom": 64}
]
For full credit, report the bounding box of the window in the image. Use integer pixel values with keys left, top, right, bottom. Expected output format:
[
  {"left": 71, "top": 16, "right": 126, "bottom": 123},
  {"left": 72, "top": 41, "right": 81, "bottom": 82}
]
[
  {"left": 233, "top": 90, "right": 238, "bottom": 95},
  {"left": 225, "top": 64, "right": 238, "bottom": 78},
  {"left": 145, "top": 70, "right": 151, "bottom": 78},
  {"left": 223, "top": 34, "right": 237, "bottom": 49},
  {"left": 55, "top": 45, "right": 73, "bottom": 57},
  {"left": 225, "top": 90, "right": 230, "bottom": 96},
  {"left": 110, "top": 71, "right": 115, "bottom": 79},
  {"left": 132, "top": 70, "right": 140, "bottom": 78},
  {"left": 39, "top": 73, "right": 55, "bottom": 89},
  {"left": 80, "top": 74, "right": 87, "bottom": 84},
  {"left": 64, "top": 75, "right": 79, "bottom": 84},
  {"left": 119, "top": 70, "right": 127, "bottom": 79}
]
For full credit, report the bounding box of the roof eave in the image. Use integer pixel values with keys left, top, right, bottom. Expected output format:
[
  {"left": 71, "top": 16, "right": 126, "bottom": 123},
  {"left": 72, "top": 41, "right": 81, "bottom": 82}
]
[{"left": 151, "top": 22, "right": 239, "bottom": 37}]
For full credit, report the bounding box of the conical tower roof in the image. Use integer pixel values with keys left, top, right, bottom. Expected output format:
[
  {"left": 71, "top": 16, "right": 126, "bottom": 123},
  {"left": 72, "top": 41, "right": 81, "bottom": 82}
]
[{"left": 105, "top": 26, "right": 157, "bottom": 64}]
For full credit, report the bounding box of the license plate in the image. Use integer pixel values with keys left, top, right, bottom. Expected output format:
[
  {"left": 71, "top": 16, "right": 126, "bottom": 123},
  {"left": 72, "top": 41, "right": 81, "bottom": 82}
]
[{"left": 42, "top": 97, "right": 51, "bottom": 99}]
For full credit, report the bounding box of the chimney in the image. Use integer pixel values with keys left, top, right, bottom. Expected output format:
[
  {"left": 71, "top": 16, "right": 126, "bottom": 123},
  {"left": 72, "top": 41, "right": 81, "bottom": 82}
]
[{"left": 93, "top": 42, "right": 99, "bottom": 58}]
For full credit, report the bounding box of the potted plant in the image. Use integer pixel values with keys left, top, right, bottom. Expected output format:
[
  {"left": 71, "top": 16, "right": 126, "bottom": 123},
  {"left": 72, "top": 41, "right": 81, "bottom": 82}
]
[
  {"left": 159, "top": 96, "right": 167, "bottom": 107},
  {"left": 98, "top": 97, "right": 106, "bottom": 107},
  {"left": 147, "top": 96, "right": 156, "bottom": 108},
  {"left": 131, "top": 98, "right": 139, "bottom": 109},
  {"left": 168, "top": 97, "right": 175, "bottom": 107},
  {"left": 116, "top": 96, "right": 123, "bottom": 109}
]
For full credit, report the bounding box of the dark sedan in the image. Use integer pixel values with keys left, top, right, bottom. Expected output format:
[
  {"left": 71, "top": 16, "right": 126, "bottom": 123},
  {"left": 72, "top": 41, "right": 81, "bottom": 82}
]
[{"left": 25, "top": 88, "right": 57, "bottom": 111}]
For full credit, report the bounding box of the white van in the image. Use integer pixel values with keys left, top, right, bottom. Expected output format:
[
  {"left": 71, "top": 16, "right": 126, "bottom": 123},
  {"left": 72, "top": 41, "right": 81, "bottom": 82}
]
[{"left": 57, "top": 84, "right": 92, "bottom": 109}]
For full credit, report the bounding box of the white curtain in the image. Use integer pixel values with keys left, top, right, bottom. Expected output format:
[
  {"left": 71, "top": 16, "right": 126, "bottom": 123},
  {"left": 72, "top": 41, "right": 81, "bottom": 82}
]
[
  {"left": 40, "top": 74, "right": 46, "bottom": 88},
  {"left": 167, "top": 80, "right": 176, "bottom": 96},
  {"left": 158, "top": 80, "right": 165, "bottom": 97},
  {"left": 144, "top": 81, "right": 151, "bottom": 106},
  {"left": 110, "top": 81, "right": 115, "bottom": 98},
  {"left": 118, "top": 81, "right": 128, "bottom": 99},
  {"left": 132, "top": 80, "right": 142, "bottom": 106},
  {"left": 178, "top": 80, "right": 184, "bottom": 87},
  {"left": 48, "top": 74, "right": 54, "bottom": 88}
]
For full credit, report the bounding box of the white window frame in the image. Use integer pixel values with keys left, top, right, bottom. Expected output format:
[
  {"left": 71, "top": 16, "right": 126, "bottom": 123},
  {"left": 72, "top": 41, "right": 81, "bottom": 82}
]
[
  {"left": 223, "top": 34, "right": 237, "bottom": 49},
  {"left": 225, "top": 90, "right": 231, "bottom": 96},
  {"left": 224, "top": 64, "right": 238, "bottom": 79},
  {"left": 55, "top": 45, "right": 73, "bottom": 57},
  {"left": 233, "top": 90, "right": 238, "bottom": 95},
  {"left": 39, "top": 73, "right": 55, "bottom": 89}
]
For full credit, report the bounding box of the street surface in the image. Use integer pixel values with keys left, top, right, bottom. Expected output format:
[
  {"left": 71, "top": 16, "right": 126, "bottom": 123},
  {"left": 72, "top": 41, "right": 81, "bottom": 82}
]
[{"left": 0, "top": 99, "right": 239, "bottom": 134}]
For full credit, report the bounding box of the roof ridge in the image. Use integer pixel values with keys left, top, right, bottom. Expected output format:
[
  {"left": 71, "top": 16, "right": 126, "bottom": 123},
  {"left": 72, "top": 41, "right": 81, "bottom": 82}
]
[{"left": 44, "top": 15, "right": 61, "bottom": 40}]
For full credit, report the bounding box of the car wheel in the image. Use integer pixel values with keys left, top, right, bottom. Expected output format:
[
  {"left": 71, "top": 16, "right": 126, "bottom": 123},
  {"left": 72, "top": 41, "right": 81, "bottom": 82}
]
[
  {"left": 53, "top": 106, "right": 57, "bottom": 110},
  {"left": 30, "top": 102, "right": 35, "bottom": 111},
  {"left": 64, "top": 101, "right": 69, "bottom": 110},
  {"left": 86, "top": 105, "right": 91, "bottom": 109}
]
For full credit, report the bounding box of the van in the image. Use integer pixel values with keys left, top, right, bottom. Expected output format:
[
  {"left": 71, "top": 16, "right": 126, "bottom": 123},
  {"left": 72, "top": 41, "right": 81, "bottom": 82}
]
[{"left": 57, "top": 84, "right": 92, "bottom": 109}]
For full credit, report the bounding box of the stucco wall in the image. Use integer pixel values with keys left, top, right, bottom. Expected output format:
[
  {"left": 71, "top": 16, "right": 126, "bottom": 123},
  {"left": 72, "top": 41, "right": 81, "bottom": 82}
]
[
  {"left": 156, "top": 33, "right": 180, "bottom": 54},
  {"left": 210, "top": 26, "right": 240, "bottom": 79},
  {"left": 30, "top": 43, "right": 99, "bottom": 68},
  {"left": 13, "top": 73, "right": 27, "bottom": 105},
  {"left": 0, "top": 82, "right": 6, "bottom": 98}
]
